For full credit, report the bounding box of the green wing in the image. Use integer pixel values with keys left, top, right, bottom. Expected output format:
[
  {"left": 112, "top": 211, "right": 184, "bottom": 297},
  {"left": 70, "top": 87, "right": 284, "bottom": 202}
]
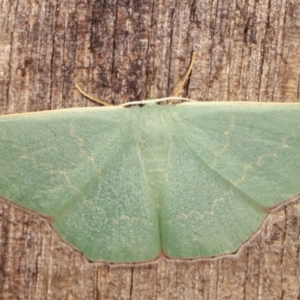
[
  {"left": 1, "top": 103, "right": 300, "bottom": 262},
  {"left": 0, "top": 108, "right": 160, "bottom": 263},
  {"left": 161, "top": 103, "right": 300, "bottom": 258}
]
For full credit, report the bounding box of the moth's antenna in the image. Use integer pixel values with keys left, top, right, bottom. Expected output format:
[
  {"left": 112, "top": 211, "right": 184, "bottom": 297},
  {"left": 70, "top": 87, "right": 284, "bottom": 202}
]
[
  {"left": 171, "top": 51, "right": 196, "bottom": 97},
  {"left": 76, "top": 51, "right": 196, "bottom": 106},
  {"left": 75, "top": 84, "right": 112, "bottom": 106}
]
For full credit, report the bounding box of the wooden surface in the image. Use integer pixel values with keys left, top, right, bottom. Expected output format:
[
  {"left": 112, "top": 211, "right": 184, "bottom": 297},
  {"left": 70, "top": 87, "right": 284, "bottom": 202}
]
[{"left": 1, "top": 0, "right": 300, "bottom": 299}]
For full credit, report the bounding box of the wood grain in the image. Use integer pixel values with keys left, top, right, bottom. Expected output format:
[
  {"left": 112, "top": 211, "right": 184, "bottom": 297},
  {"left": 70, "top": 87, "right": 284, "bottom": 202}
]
[{"left": 1, "top": 0, "right": 300, "bottom": 298}]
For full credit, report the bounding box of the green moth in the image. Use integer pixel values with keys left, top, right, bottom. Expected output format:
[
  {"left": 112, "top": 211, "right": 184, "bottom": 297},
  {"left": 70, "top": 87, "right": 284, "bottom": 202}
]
[{"left": 0, "top": 100, "right": 300, "bottom": 263}]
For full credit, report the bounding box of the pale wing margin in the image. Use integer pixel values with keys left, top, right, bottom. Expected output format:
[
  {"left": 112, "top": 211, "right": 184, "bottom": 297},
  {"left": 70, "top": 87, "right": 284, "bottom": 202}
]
[
  {"left": 161, "top": 103, "right": 300, "bottom": 259},
  {"left": 0, "top": 107, "right": 160, "bottom": 263}
]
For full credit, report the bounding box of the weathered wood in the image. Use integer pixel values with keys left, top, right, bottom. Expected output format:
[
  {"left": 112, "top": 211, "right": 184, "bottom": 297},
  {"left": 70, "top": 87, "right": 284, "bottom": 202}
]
[{"left": 1, "top": 0, "right": 300, "bottom": 298}]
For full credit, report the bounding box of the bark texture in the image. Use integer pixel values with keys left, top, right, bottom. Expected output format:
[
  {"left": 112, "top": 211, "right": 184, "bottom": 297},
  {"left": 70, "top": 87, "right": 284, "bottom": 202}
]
[{"left": 1, "top": 0, "right": 300, "bottom": 299}]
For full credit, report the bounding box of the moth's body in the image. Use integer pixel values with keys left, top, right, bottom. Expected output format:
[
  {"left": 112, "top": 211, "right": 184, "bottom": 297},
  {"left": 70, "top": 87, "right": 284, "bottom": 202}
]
[
  {"left": 132, "top": 105, "right": 173, "bottom": 213},
  {"left": 1, "top": 102, "right": 300, "bottom": 263}
]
